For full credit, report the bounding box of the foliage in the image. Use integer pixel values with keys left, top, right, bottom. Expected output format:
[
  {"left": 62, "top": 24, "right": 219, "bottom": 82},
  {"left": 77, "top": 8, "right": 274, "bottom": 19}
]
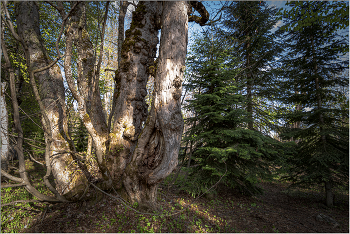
[
  {"left": 276, "top": 1, "right": 349, "bottom": 192},
  {"left": 1, "top": 160, "right": 51, "bottom": 233},
  {"left": 2, "top": 2, "right": 45, "bottom": 159},
  {"left": 278, "top": 1, "right": 349, "bottom": 34},
  {"left": 72, "top": 118, "right": 89, "bottom": 152}
]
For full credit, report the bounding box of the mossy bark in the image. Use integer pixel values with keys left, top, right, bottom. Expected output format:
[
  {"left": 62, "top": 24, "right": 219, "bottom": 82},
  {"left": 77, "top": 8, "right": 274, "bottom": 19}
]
[
  {"left": 109, "top": 1, "right": 161, "bottom": 189},
  {"left": 122, "top": 1, "right": 187, "bottom": 210}
]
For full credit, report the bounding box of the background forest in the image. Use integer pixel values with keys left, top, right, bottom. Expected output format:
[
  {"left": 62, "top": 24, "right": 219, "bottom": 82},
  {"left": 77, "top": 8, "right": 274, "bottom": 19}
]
[{"left": 1, "top": 1, "right": 349, "bottom": 233}]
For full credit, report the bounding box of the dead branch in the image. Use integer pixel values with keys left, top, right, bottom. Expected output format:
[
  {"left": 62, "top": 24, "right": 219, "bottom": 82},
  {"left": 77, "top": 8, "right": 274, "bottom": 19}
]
[
  {"left": 1, "top": 182, "right": 28, "bottom": 188},
  {"left": 1, "top": 169, "right": 23, "bottom": 183}
]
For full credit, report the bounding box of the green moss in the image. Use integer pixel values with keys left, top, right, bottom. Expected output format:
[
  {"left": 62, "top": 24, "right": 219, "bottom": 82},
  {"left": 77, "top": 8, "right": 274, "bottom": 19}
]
[
  {"left": 83, "top": 113, "right": 90, "bottom": 123},
  {"left": 135, "top": 2, "right": 146, "bottom": 13},
  {"left": 63, "top": 174, "right": 88, "bottom": 201},
  {"left": 148, "top": 58, "right": 158, "bottom": 76},
  {"left": 122, "top": 39, "right": 136, "bottom": 53},
  {"left": 119, "top": 2, "right": 149, "bottom": 73},
  {"left": 129, "top": 3, "right": 146, "bottom": 30},
  {"left": 134, "top": 29, "right": 142, "bottom": 37},
  {"left": 125, "top": 29, "right": 132, "bottom": 38},
  {"left": 148, "top": 66, "right": 156, "bottom": 76},
  {"left": 110, "top": 144, "right": 124, "bottom": 155},
  {"left": 58, "top": 130, "right": 65, "bottom": 140},
  {"left": 122, "top": 61, "right": 131, "bottom": 72}
]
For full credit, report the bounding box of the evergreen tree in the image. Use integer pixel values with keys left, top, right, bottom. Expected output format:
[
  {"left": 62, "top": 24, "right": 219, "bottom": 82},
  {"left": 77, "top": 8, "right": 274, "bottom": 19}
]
[
  {"left": 221, "top": 1, "right": 282, "bottom": 132},
  {"left": 276, "top": 1, "right": 349, "bottom": 207},
  {"left": 72, "top": 118, "right": 89, "bottom": 153},
  {"left": 182, "top": 27, "right": 283, "bottom": 196}
]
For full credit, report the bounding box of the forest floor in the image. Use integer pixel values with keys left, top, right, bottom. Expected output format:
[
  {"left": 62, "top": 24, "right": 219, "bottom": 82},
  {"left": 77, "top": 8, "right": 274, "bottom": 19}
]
[{"left": 1, "top": 160, "right": 349, "bottom": 233}]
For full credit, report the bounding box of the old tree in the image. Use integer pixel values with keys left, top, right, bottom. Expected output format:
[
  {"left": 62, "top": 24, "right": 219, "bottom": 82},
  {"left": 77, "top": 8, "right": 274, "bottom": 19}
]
[{"left": 1, "top": 1, "right": 209, "bottom": 210}]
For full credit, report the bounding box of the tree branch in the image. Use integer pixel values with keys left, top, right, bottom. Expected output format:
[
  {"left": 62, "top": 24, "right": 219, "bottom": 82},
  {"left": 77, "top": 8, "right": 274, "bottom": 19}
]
[
  {"left": 1, "top": 2, "right": 23, "bottom": 44},
  {"left": 1, "top": 170, "right": 23, "bottom": 183},
  {"left": 188, "top": 1, "right": 209, "bottom": 26},
  {"left": 95, "top": 1, "right": 110, "bottom": 82},
  {"left": 45, "top": 1, "right": 66, "bottom": 18},
  {"left": 32, "top": 1, "right": 82, "bottom": 76},
  {"left": 2, "top": 3, "right": 67, "bottom": 203},
  {"left": 26, "top": 150, "right": 45, "bottom": 166}
]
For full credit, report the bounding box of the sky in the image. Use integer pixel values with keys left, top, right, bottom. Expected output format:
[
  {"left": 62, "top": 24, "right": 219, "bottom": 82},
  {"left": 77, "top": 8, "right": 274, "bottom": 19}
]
[{"left": 186, "top": 1, "right": 291, "bottom": 47}]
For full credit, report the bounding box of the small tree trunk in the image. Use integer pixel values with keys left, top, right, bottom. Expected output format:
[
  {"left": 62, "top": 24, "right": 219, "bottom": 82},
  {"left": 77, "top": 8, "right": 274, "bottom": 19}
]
[
  {"left": 245, "top": 41, "right": 253, "bottom": 130},
  {"left": 16, "top": 1, "right": 87, "bottom": 200},
  {"left": 85, "top": 134, "right": 99, "bottom": 176},
  {"left": 118, "top": 1, "right": 129, "bottom": 68},
  {"left": 311, "top": 36, "right": 332, "bottom": 207},
  {"left": 64, "top": 2, "right": 111, "bottom": 187},
  {"left": 325, "top": 181, "right": 334, "bottom": 207},
  {"left": 0, "top": 82, "right": 9, "bottom": 172},
  {"left": 183, "top": 140, "right": 193, "bottom": 182}
]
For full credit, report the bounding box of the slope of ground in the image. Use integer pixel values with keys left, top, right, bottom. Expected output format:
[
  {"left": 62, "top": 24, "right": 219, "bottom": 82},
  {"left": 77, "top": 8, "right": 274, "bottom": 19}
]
[{"left": 1, "top": 161, "right": 349, "bottom": 233}]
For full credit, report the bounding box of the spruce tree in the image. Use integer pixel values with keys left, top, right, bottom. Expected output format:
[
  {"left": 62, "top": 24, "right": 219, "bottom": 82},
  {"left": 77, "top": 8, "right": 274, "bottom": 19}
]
[
  {"left": 276, "top": 1, "right": 349, "bottom": 207},
  {"left": 221, "top": 1, "right": 282, "bottom": 132},
  {"left": 181, "top": 27, "right": 283, "bottom": 196}
]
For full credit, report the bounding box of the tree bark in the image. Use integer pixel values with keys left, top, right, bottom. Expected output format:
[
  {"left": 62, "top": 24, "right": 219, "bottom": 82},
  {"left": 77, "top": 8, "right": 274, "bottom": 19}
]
[
  {"left": 15, "top": 1, "right": 87, "bottom": 201},
  {"left": 64, "top": 2, "right": 112, "bottom": 188},
  {"left": 0, "top": 82, "right": 9, "bottom": 172},
  {"left": 58, "top": 1, "right": 196, "bottom": 209},
  {"left": 122, "top": 1, "right": 187, "bottom": 210},
  {"left": 87, "top": 135, "right": 93, "bottom": 157},
  {"left": 118, "top": 1, "right": 130, "bottom": 68},
  {"left": 3, "top": 1, "right": 205, "bottom": 208},
  {"left": 325, "top": 181, "right": 334, "bottom": 207},
  {"left": 109, "top": 1, "right": 161, "bottom": 188}
]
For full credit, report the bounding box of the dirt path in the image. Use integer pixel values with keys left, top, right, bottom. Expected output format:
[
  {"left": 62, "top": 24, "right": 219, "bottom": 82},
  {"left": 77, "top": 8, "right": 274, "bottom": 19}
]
[{"left": 248, "top": 182, "right": 349, "bottom": 233}]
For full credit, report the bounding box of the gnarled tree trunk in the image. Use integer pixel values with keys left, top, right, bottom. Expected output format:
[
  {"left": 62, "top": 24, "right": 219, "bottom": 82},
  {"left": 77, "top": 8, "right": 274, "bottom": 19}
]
[
  {"left": 122, "top": 1, "right": 187, "bottom": 209},
  {"left": 108, "top": 1, "right": 161, "bottom": 190},
  {"left": 63, "top": 1, "right": 207, "bottom": 210},
  {"left": 8, "top": 1, "right": 207, "bottom": 209}
]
